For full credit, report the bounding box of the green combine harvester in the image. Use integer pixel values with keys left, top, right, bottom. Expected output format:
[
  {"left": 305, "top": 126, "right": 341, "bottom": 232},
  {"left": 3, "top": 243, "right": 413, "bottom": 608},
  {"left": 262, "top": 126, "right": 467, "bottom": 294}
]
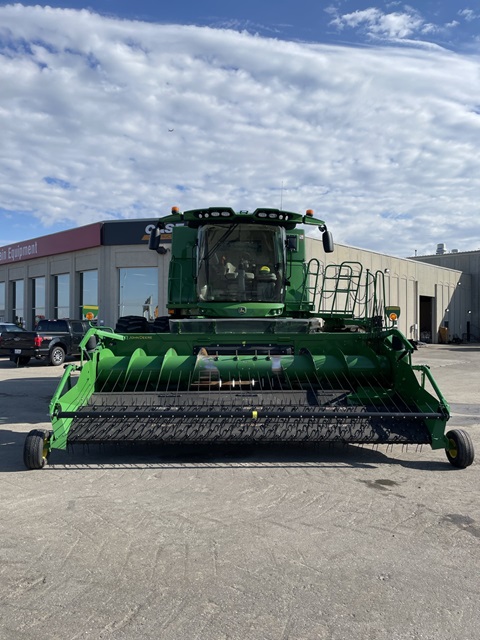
[{"left": 23, "top": 206, "right": 474, "bottom": 469}]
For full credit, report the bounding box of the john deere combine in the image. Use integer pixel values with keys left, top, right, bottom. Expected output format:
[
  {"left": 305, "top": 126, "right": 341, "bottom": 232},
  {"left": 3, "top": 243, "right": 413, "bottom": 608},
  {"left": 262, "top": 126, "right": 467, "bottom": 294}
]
[{"left": 23, "top": 206, "right": 474, "bottom": 469}]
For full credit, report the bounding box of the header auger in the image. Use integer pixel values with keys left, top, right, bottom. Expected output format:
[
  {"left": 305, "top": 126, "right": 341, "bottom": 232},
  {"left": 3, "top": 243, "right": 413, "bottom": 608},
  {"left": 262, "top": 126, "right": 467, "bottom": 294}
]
[{"left": 24, "top": 206, "right": 474, "bottom": 469}]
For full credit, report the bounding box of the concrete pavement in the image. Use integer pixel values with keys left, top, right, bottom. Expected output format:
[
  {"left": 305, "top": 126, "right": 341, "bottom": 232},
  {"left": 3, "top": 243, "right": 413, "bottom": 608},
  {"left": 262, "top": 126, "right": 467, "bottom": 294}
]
[{"left": 1, "top": 345, "right": 479, "bottom": 640}]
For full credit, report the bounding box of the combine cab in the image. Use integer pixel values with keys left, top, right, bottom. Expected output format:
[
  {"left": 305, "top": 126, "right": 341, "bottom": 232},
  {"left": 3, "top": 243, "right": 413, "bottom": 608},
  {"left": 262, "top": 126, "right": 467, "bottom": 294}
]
[{"left": 23, "top": 207, "right": 474, "bottom": 469}]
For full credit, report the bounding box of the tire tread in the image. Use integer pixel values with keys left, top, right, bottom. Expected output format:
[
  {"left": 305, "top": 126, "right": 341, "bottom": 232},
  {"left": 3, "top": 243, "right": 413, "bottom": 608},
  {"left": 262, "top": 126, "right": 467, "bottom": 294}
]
[
  {"left": 446, "top": 429, "right": 474, "bottom": 468},
  {"left": 23, "top": 429, "right": 49, "bottom": 470}
]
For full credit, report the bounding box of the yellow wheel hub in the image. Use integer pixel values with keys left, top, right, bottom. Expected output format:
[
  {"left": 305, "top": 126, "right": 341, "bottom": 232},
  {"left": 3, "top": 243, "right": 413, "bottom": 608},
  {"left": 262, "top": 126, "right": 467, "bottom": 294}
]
[
  {"left": 42, "top": 435, "right": 50, "bottom": 460},
  {"left": 448, "top": 438, "right": 458, "bottom": 458}
]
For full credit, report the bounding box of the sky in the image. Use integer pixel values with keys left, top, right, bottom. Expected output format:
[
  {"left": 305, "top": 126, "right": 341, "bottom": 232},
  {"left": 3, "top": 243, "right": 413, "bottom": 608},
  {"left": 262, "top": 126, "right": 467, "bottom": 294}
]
[{"left": 1, "top": 1, "right": 480, "bottom": 257}]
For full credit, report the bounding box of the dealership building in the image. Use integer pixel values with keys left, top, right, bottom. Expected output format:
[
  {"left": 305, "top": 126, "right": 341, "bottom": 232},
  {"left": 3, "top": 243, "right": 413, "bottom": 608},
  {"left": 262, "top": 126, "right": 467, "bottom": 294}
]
[{"left": 0, "top": 218, "right": 477, "bottom": 343}]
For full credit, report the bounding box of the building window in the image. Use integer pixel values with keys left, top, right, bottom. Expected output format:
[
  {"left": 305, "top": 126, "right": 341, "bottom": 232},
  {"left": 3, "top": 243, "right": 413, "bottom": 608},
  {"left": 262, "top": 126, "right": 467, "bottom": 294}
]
[
  {"left": 12, "top": 280, "right": 24, "bottom": 326},
  {"left": 119, "top": 268, "right": 158, "bottom": 320},
  {"left": 32, "top": 277, "right": 46, "bottom": 326},
  {"left": 54, "top": 274, "right": 69, "bottom": 319},
  {"left": 0, "top": 282, "right": 5, "bottom": 322},
  {"left": 80, "top": 270, "right": 98, "bottom": 320}
]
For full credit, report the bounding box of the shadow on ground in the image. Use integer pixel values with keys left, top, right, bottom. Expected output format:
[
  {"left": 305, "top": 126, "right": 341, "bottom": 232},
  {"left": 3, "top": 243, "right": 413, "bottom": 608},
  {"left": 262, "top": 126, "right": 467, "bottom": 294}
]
[{"left": 2, "top": 433, "right": 453, "bottom": 473}]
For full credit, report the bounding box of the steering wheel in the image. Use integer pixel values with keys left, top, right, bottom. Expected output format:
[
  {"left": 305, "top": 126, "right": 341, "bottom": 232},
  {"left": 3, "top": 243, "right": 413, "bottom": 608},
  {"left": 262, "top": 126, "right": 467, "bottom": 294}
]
[{"left": 239, "top": 253, "right": 254, "bottom": 270}]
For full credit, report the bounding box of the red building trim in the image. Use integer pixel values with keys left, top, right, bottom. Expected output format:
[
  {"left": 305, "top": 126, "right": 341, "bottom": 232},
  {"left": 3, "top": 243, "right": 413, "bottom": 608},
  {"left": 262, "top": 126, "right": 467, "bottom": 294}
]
[{"left": 0, "top": 223, "right": 102, "bottom": 265}]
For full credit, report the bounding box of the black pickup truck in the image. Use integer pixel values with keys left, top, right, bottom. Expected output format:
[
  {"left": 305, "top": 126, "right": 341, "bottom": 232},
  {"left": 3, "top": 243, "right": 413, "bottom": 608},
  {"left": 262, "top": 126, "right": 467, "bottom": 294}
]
[{"left": 0, "top": 318, "right": 92, "bottom": 366}]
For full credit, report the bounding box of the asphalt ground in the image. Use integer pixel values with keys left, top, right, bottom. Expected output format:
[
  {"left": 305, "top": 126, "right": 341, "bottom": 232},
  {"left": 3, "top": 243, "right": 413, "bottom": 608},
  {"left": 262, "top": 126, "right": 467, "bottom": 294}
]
[{"left": 0, "top": 344, "right": 479, "bottom": 640}]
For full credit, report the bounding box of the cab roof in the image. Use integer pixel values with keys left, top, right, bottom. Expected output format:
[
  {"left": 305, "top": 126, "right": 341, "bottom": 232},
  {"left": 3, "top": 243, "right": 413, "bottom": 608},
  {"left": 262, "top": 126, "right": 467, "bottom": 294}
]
[{"left": 159, "top": 207, "right": 327, "bottom": 231}]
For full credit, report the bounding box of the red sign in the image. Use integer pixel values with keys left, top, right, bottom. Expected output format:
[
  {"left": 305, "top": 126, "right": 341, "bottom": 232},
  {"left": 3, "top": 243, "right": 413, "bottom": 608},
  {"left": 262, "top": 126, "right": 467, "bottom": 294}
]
[{"left": 0, "top": 223, "right": 102, "bottom": 265}]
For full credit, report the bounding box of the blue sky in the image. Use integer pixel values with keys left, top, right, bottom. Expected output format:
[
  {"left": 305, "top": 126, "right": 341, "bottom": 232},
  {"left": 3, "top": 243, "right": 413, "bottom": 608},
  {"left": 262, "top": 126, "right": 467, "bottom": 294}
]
[
  {"left": 3, "top": 1, "right": 479, "bottom": 50},
  {"left": 1, "top": 1, "right": 480, "bottom": 256}
]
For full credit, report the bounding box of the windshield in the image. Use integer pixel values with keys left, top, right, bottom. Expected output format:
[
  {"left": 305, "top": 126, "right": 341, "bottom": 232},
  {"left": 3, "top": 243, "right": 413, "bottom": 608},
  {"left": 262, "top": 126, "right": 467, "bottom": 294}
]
[
  {"left": 36, "top": 320, "right": 69, "bottom": 332},
  {"left": 0, "top": 324, "right": 26, "bottom": 332},
  {"left": 197, "top": 224, "right": 285, "bottom": 303}
]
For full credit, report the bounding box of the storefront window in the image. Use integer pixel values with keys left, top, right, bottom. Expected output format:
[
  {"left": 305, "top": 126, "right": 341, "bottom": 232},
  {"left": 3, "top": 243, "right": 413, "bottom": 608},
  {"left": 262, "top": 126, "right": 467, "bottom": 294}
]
[
  {"left": 119, "top": 268, "right": 158, "bottom": 320},
  {"left": 0, "top": 282, "right": 5, "bottom": 321},
  {"left": 54, "top": 274, "right": 69, "bottom": 318},
  {"left": 80, "top": 270, "right": 98, "bottom": 320},
  {"left": 33, "top": 277, "right": 46, "bottom": 325},
  {"left": 12, "top": 280, "right": 24, "bottom": 326}
]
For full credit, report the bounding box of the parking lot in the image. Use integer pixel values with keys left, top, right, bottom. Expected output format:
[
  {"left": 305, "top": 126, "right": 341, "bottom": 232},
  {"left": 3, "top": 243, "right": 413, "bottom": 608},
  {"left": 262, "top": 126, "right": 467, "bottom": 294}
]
[{"left": 1, "top": 345, "right": 479, "bottom": 640}]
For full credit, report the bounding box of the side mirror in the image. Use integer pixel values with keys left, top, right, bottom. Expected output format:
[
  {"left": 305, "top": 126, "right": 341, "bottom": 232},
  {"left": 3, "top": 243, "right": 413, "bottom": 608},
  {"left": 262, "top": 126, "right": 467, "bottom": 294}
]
[
  {"left": 286, "top": 235, "right": 298, "bottom": 252},
  {"left": 322, "top": 230, "right": 334, "bottom": 253},
  {"left": 149, "top": 227, "right": 160, "bottom": 251}
]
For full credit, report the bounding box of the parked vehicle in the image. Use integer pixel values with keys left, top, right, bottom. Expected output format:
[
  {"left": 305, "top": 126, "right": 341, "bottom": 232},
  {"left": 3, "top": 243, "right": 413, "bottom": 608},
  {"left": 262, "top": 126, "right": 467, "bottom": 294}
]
[
  {"left": 0, "top": 323, "right": 28, "bottom": 360},
  {"left": 0, "top": 322, "right": 27, "bottom": 333},
  {"left": 0, "top": 318, "right": 93, "bottom": 366}
]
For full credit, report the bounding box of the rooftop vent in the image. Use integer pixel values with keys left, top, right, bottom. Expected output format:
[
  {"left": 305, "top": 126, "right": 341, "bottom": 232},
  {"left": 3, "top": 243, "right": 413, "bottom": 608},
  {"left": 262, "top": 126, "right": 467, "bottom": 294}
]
[{"left": 436, "top": 243, "right": 446, "bottom": 255}]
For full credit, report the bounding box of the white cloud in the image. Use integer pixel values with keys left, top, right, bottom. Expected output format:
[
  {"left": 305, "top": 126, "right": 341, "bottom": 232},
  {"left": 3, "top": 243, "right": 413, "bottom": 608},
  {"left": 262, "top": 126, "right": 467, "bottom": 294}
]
[
  {"left": 458, "top": 9, "right": 479, "bottom": 22},
  {"left": 329, "top": 7, "right": 426, "bottom": 40},
  {"left": 1, "top": 5, "right": 480, "bottom": 256}
]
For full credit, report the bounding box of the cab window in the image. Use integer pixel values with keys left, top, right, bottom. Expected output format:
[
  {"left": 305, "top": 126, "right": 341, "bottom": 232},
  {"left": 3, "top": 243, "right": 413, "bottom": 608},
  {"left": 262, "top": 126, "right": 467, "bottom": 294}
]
[{"left": 197, "top": 224, "right": 285, "bottom": 302}]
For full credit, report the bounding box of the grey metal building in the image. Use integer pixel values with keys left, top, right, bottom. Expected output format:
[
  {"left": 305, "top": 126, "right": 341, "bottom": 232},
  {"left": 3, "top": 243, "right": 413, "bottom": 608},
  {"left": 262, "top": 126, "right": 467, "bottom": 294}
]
[{"left": 410, "top": 248, "right": 480, "bottom": 343}]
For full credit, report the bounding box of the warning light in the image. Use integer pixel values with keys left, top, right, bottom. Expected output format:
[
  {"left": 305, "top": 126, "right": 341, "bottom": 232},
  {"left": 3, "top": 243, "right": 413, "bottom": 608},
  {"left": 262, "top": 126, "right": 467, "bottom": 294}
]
[
  {"left": 389, "top": 313, "right": 398, "bottom": 321},
  {"left": 306, "top": 209, "right": 314, "bottom": 216},
  {"left": 171, "top": 206, "right": 180, "bottom": 213}
]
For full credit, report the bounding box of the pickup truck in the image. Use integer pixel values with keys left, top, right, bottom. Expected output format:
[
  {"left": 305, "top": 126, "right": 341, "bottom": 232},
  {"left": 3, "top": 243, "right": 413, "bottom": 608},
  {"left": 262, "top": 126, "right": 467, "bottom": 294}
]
[{"left": 0, "top": 318, "right": 93, "bottom": 366}]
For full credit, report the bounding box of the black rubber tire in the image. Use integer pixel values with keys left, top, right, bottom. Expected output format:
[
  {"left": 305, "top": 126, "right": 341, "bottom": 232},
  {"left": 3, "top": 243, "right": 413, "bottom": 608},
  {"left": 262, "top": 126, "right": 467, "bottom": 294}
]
[
  {"left": 49, "top": 345, "right": 66, "bottom": 366},
  {"left": 152, "top": 316, "right": 170, "bottom": 333},
  {"left": 23, "top": 429, "right": 51, "bottom": 470},
  {"left": 115, "top": 315, "right": 150, "bottom": 333},
  {"left": 445, "top": 429, "right": 475, "bottom": 468},
  {"left": 85, "top": 335, "right": 97, "bottom": 351}
]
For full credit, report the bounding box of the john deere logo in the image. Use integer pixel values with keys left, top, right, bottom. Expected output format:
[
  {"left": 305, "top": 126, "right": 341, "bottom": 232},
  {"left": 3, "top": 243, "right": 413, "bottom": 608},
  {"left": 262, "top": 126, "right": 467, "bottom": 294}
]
[{"left": 238, "top": 307, "right": 247, "bottom": 315}]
